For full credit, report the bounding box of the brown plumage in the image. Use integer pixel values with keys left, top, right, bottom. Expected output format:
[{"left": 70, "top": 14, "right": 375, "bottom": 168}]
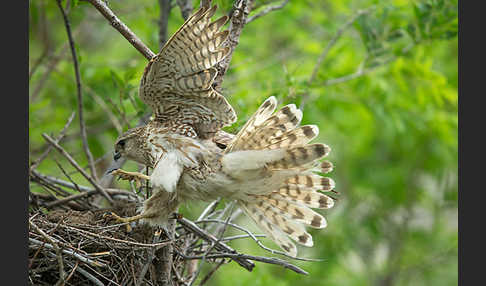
[{"left": 110, "top": 5, "right": 336, "bottom": 257}]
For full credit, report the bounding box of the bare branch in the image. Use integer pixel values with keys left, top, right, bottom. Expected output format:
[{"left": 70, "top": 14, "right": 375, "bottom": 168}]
[
  {"left": 41, "top": 133, "right": 114, "bottom": 204},
  {"left": 213, "top": 0, "right": 254, "bottom": 92},
  {"left": 200, "top": 0, "right": 211, "bottom": 9},
  {"left": 29, "top": 238, "right": 108, "bottom": 268},
  {"left": 177, "top": 217, "right": 255, "bottom": 271},
  {"left": 30, "top": 112, "right": 76, "bottom": 171},
  {"left": 177, "top": 0, "right": 194, "bottom": 20},
  {"left": 84, "top": 0, "right": 156, "bottom": 60},
  {"left": 29, "top": 220, "right": 66, "bottom": 285},
  {"left": 56, "top": 0, "right": 98, "bottom": 182},
  {"left": 85, "top": 86, "right": 123, "bottom": 135},
  {"left": 135, "top": 230, "right": 162, "bottom": 286},
  {"left": 196, "top": 219, "right": 321, "bottom": 262},
  {"left": 159, "top": 0, "right": 172, "bottom": 49},
  {"left": 246, "top": 0, "right": 289, "bottom": 24},
  {"left": 182, "top": 253, "right": 308, "bottom": 275},
  {"left": 309, "top": 8, "right": 372, "bottom": 85},
  {"left": 299, "top": 7, "right": 373, "bottom": 110}
]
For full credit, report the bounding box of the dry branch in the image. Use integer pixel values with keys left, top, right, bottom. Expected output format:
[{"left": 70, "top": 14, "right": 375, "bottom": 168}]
[
  {"left": 84, "top": 0, "right": 156, "bottom": 60},
  {"left": 30, "top": 112, "right": 76, "bottom": 171},
  {"left": 246, "top": 0, "right": 290, "bottom": 23},
  {"left": 213, "top": 0, "right": 254, "bottom": 91},
  {"left": 177, "top": 217, "right": 255, "bottom": 271},
  {"left": 177, "top": 0, "right": 194, "bottom": 20},
  {"left": 56, "top": 0, "right": 99, "bottom": 182},
  {"left": 41, "top": 133, "right": 114, "bottom": 204}
]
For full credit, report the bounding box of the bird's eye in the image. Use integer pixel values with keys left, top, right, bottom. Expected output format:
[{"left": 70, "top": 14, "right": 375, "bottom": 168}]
[{"left": 117, "top": 140, "right": 126, "bottom": 148}]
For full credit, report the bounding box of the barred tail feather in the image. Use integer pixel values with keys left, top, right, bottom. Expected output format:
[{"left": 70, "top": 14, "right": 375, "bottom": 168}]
[
  {"left": 226, "top": 96, "right": 335, "bottom": 256},
  {"left": 239, "top": 202, "right": 298, "bottom": 257}
]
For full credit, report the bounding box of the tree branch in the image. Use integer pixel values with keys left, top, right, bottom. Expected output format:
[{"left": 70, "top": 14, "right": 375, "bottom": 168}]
[
  {"left": 213, "top": 0, "right": 254, "bottom": 92},
  {"left": 159, "top": 0, "right": 172, "bottom": 49},
  {"left": 177, "top": 217, "right": 255, "bottom": 271},
  {"left": 30, "top": 112, "right": 76, "bottom": 171},
  {"left": 41, "top": 133, "right": 114, "bottom": 204},
  {"left": 84, "top": 0, "right": 156, "bottom": 60},
  {"left": 56, "top": 0, "right": 98, "bottom": 182},
  {"left": 176, "top": 0, "right": 194, "bottom": 20},
  {"left": 246, "top": 0, "right": 290, "bottom": 24}
]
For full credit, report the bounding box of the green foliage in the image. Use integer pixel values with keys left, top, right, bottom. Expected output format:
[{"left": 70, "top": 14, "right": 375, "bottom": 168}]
[{"left": 29, "top": 0, "right": 457, "bottom": 285}]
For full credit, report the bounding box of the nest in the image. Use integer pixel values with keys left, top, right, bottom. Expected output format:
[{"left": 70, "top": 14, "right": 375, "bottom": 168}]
[
  {"left": 28, "top": 198, "right": 253, "bottom": 286},
  {"left": 29, "top": 207, "right": 177, "bottom": 285}
]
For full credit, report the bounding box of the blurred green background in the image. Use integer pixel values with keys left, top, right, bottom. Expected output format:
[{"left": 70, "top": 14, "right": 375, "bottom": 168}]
[{"left": 29, "top": 0, "right": 457, "bottom": 285}]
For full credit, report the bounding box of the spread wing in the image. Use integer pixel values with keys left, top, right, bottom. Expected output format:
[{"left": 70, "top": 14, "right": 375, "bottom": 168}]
[{"left": 139, "top": 5, "right": 236, "bottom": 138}]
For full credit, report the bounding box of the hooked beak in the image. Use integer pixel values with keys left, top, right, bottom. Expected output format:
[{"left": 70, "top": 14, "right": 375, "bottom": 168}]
[{"left": 114, "top": 152, "right": 121, "bottom": 161}]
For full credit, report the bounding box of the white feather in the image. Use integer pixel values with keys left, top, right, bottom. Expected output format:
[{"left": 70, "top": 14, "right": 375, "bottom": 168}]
[
  {"left": 221, "top": 149, "right": 285, "bottom": 173},
  {"left": 150, "top": 151, "right": 182, "bottom": 193}
]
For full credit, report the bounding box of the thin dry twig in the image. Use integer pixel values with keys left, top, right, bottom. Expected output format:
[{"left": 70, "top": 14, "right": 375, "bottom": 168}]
[
  {"left": 30, "top": 112, "right": 76, "bottom": 171},
  {"left": 41, "top": 133, "right": 114, "bottom": 204},
  {"left": 177, "top": 217, "right": 255, "bottom": 271},
  {"left": 299, "top": 8, "right": 373, "bottom": 110},
  {"left": 213, "top": 0, "right": 254, "bottom": 91},
  {"left": 56, "top": 0, "right": 99, "bottom": 182},
  {"left": 177, "top": 0, "right": 193, "bottom": 20},
  {"left": 195, "top": 219, "right": 321, "bottom": 262},
  {"left": 309, "top": 8, "right": 373, "bottom": 84},
  {"left": 159, "top": 0, "right": 172, "bottom": 49},
  {"left": 189, "top": 203, "right": 235, "bottom": 285},
  {"left": 85, "top": 86, "right": 123, "bottom": 135},
  {"left": 29, "top": 220, "right": 66, "bottom": 285},
  {"left": 182, "top": 253, "right": 308, "bottom": 275},
  {"left": 85, "top": 0, "right": 156, "bottom": 60},
  {"left": 246, "top": 0, "right": 290, "bottom": 24},
  {"left": 30, "top": 238, "right": 108, "bottom": 268}
]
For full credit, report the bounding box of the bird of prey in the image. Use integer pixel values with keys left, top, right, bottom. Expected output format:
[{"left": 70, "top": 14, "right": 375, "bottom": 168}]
[{"left": 109, "top": 5, "right": 335, "bottom": 257}]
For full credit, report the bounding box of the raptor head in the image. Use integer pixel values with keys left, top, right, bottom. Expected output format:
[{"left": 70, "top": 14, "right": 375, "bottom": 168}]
[{"left": 113, "top": 126, "right": 148, "bottom": 165}]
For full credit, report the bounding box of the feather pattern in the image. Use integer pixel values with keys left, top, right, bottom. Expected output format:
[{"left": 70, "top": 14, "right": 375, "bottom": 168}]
[
  {"left": 139, "top": 5, "right": 236, "bottom": 139},
  {"left": 220, "top": 97, "right": 335, "bottom": 256}
]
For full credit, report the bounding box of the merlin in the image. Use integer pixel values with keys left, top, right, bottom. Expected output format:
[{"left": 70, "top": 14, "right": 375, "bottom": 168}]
[{"left": 109, "top": 5, "right": 335, "bottom": 257}]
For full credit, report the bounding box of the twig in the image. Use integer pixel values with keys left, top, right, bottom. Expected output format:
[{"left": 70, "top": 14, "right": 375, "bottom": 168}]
[
  {"left": 176, "top": 0, "right": 193, "bottom": 20},
  {"left": 29, "top": 220, "right": 66, "bottom": 285},
  {"left": 177, "top": 217, "right": 255, "bottom": 271},
  {"left": 41, "top": 220, "right": 172, "bottom": 248},
  {"left": 135, "top": 230, "right": 162, "bottom": 286},
  {"left": 309, "top": 8, "right": 372, "bottom": 84},
  {"left": 29, "top": 238, "right": 108, "bottom": 268},
  {"left": 159, "top": 0, "right": 172, "bottom": 49},
  {"left": 85, "top": 0, "right": 156, "bottom": 60},
  {"left": 189, "top": 203, "right": 235, "bottom": 285},
  {"left": 182, "top": 253, "right": 308, "bottom": 275},
  {"left": 198, "top": 259, "right": 225, "bottom": 286},
  {"left": 41, "top": 133, "right": 114, "bottom": 204},
  {"left": 213, "top": 0, "right": 254, "bottom": 92},
  {"left": 197, "top": 199, "right": 221, "bottom": 221},
  {"left": 30, "top": 170, "right": 138, "bottom": 201},
  {"left": 30, "top": 112, "right": 76, "bottom": 171},
  {"left": 246, "top": 0, "right": 290, "bottom": 24},
  {"left": 43, "top": 188, "right": 137, "bottom": 208},
  {"left": 85, "top": 86, "right": 123, "bottom": 135},
  {"left": 66, "top": 261, "right": 106, "bottom": 286},
  {"left": 300, "top": 7, "right": 373, "bottom": 110},
  {"left": 200, "top": 0, "right": 211, "bottom": 9},
  {"left": 56, "top": 0, "right": 98, "bottom": 182},
  {"left": 196, "top": 219, "right": 320, "bottom": 262}
]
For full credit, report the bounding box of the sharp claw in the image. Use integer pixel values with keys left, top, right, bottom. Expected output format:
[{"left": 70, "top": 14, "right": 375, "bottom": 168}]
[{"left": 106, "top": 168, "right": 119, "bottom": 175}]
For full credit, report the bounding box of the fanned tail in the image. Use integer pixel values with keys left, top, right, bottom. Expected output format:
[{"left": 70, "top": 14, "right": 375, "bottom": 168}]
[{"left": 222, "top": 96, "right": 335, "bottom": 256}]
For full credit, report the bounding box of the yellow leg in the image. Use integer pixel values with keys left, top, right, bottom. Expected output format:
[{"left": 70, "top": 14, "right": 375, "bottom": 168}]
[
  {"left": 105, "top": 212, "right": 150, "bottom": 232},
  {"left": 110, "top": 169, "right": 150, "bottom": 188}
]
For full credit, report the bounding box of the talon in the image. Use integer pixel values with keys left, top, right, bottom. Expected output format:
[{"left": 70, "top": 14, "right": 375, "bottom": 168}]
[{"left": 106, "top": 168, "right": 119, "bottom": 175}]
